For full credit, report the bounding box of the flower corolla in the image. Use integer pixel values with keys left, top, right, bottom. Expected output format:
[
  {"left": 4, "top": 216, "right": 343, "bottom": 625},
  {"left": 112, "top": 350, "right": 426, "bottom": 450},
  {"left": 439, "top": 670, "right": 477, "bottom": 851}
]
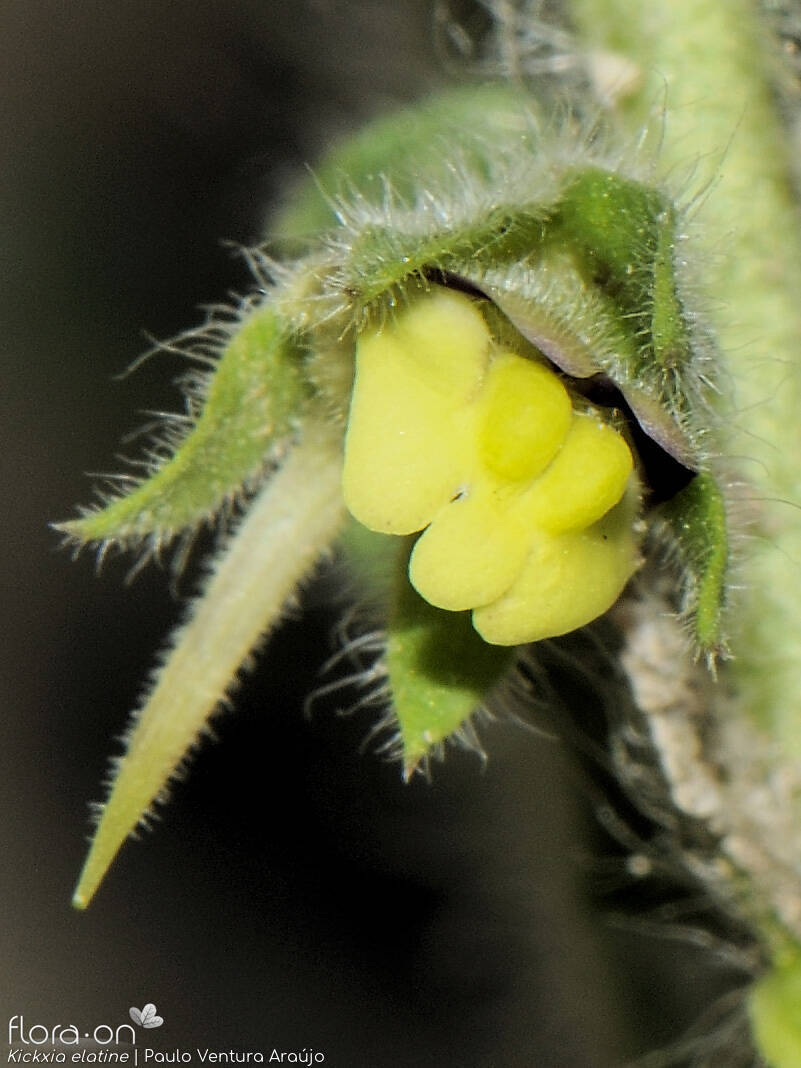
[{"left": 343, "top": 286, "right": 640, "bottom": 645}]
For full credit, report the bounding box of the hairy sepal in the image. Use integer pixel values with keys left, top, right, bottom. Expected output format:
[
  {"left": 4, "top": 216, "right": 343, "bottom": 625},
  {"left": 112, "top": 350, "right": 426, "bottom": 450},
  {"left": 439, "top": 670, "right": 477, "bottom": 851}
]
[
  {"left": 280, "top": 115, "right": 715, "bottom": 476},
  {"left": 72, "top": 421, "right": 345, "bottom": 908},
  {"left": 341, "top": 526, "right": 513, "bottom": 776},
  {"left": 58, "top": 301, "right": 309, "bottom": 555},
  {"left": 454, "top": 170, "right": 713, "bottom": 470},
  {"left": 650, "top": 471, "right": 729, "bottom": 657}
]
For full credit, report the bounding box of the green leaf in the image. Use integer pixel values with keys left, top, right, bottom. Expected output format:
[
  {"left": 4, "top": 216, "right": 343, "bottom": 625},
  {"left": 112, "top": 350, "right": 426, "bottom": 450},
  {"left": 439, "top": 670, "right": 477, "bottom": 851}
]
[
  {"left": 58, "top": 303, "right": 309, "bottom": 550},
  {"left": 273, "top": 84, "right": 544, "bottom": 241}
]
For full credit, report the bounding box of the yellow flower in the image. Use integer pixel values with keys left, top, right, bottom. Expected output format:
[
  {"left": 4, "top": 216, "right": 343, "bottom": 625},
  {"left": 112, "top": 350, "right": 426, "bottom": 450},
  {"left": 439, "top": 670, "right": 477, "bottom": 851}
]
[{"left": 342, "top": 286, "right": 640, "bottom": 645}]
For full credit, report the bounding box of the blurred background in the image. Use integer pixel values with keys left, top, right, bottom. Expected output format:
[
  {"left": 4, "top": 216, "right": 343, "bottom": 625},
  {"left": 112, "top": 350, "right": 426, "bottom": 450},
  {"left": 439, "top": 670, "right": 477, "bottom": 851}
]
[{"left": 0, "top": 2, "right": 739, "bottom": 1064}]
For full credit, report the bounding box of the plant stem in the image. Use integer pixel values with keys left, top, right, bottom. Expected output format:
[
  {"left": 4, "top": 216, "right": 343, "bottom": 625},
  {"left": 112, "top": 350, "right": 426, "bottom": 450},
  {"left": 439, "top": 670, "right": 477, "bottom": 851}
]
[{"left": 570, "top": 0, "right": 801, "bottom": 749}]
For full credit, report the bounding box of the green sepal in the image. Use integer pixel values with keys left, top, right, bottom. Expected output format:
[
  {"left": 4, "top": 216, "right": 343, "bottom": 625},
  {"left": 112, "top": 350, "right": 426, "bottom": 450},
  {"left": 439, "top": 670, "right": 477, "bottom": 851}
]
[
  {"left": 456, "top": 249, "right": 698, "bottom": 470},
  {"left": 58, "top": 303, "right": 309, "bottom": 550},
  {"left": 553, "top": 170, "right": 700, "bottom": 453},
  {"left": 299, "top": 147, "right": 706, "bottom": 469},
  {"left": 557, "top": 168, "right": 670, "bottom": 313},
  {"left": 462, "top": 167, "right": 702, "bottom": 467},
  {"left": 650, "top": 198, "right": 691, "bottom": 372},
  {"left": 653, "top": 471, "right": 729, "bottom": 655},
  {"left": 557, "top": 169, "right": 690, "bottom": 372},
  {"left": 749, "top": 953, "right": 801, "bottom": 1068},
  {"left": 274, "top": 98, "right": 711, "bottom": 481},
  {"left": 386, "top": 541, "right": 514, "bottom": 776},
  {"left": 339, "top": 207, "right": 551, "bottom": 316},
  {"left": 339, "top": 522, "right": 513, "bottom": 776}
]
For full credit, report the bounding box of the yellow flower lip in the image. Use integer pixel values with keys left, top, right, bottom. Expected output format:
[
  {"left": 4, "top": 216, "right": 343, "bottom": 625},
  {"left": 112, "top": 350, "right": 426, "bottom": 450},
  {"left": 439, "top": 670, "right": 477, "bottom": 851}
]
[
  {"left": 343, "top": 286, "right": 640, "bottom": 645},
  {"left": 478, "top": 354, "right": 572, "bottom": 482}
]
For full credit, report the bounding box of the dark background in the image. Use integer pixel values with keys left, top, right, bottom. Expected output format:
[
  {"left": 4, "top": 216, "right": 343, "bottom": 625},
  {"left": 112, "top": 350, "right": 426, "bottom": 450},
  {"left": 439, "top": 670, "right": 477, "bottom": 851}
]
[{"left": 0, "top": 2, "right": 733, "bottom": 1064}]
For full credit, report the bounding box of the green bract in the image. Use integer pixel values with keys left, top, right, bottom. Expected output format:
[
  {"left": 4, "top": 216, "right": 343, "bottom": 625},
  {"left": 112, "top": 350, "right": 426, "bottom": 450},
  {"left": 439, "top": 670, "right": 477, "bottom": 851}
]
[{"left": 59, "top": 82, "right": 728, "bottom": 907}]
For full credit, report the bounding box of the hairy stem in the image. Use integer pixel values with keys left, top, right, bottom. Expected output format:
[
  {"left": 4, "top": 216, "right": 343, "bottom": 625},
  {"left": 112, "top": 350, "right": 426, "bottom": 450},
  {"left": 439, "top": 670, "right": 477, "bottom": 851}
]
[
  {"left": 570, "top": 0, "right": 801, "bottom": 749},
  {"left": 569, "top": 0, "right": 801, "bottom": 1059}
]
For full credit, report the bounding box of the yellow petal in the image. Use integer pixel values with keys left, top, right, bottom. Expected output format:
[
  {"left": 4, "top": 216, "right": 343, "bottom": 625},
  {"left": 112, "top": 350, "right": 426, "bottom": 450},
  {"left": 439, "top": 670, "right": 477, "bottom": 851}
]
[
  {"left": 517, "top": 413, "right": 633, "bottom": 533},
  {"left": 472, "top": 487, "right": 640, "bottom": 645},
  {"left": 342, "top": 362, "right": 470, "bottom": 533},
  {"left": 391, "top": 286, "right": 491, "bottom": 402},
  {"left": 408, "top": 484, "right": 528, "bottom": 610},
  {"left": 478, "top": 353, "right": 572, "bottom": 482},
  {"left": 342, "top": 288, "right": 489, "bottom": 534}
]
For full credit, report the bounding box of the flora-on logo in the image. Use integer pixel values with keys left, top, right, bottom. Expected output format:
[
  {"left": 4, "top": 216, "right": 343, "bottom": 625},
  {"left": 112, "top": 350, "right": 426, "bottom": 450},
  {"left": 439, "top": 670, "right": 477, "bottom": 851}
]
[
  {"left": 128, "top": 1005, "right": 163, "bottom": 1029},
  {"left": 8, "top": 1015, "right": 137, "bottom": 1047}
]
